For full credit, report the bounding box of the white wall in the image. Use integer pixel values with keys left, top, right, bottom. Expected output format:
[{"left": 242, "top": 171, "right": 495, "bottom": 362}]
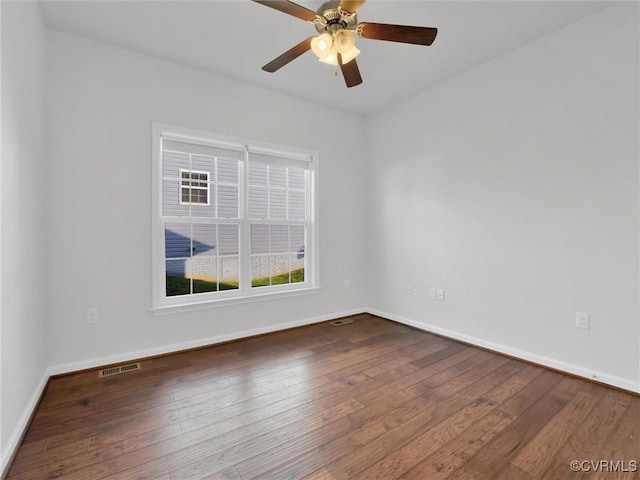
[
  {"left": 43, "top": 30, "right": 367, "bottom": 369},
  {"left": 0, "top": 0, "right": 48, "bottom": 472},
  {"left": 366, "top": 4, "right": 639, "bottom": 390}
]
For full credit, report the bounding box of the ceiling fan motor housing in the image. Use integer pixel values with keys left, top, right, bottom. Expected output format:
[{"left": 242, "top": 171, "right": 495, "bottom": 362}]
[{"left": 314, "top": 7, "right": 358, "bottom": 34}]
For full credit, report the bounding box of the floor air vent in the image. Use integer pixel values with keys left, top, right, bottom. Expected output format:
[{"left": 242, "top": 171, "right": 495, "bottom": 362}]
[
  {"left": 99, "top": 363, "right": 141, "bottom": 378},
  {"left": 331, "top": 319, "right": 354, "bottom": 326}
]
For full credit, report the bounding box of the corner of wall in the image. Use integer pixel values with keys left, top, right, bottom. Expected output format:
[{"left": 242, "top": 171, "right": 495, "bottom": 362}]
[{"left": 0, "top": 1, "right": 49, "bottom": 475}]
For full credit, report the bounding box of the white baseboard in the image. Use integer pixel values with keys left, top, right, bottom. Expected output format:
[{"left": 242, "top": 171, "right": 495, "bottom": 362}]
[
  {"left": 0, "top": 370, "right": 49, "bottom": 479},
  {"left": 367, "top": 308, "right": 640, "bottom": 394},
  {"left": 47, "top": 308, "right": 366, "bottom": 376}
]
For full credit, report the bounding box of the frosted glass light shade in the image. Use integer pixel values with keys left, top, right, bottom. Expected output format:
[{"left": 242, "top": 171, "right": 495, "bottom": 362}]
[
  {"left": 311, "top": 33, "right": 334, "bottom": 59},
  {"left": 340, "top": 46, "right": 360, "bottom": 64},
  {"left": 318, "top": 46, "right": 360, "bottom": 66},
  {"left": 318, "top": 47, "right": 338, "bottom": 65},
  {"left": 333, "top": 29, "right": 356, "bottom": 54}
]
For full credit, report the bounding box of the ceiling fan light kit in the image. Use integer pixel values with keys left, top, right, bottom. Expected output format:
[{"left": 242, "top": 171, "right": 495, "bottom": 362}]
[
  {"left": 253, "top": 0, "right": 438, "bottom": 88},
  {"left": 312, "top": 30, "right": 360, "bottom": 66}
]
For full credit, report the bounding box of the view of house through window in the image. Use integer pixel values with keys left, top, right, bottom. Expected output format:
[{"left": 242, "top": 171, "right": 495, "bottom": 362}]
[
  {"left": 153, "top": 125, "right": 317, "bottom": 309},
  {"left": 180, "top": 170, "right": 209, "bottom": 205}
]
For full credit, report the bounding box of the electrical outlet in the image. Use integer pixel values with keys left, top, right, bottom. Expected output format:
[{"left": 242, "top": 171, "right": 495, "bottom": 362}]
[
  {"left": 437, "top": 289, "right": 445, "bottom": 301},
  {"left": 407, "top": 284, "right": 413, "bottom": 295},
  {"left": 429, "top": 288, "right": 437, "bottom": 300},
  {"left": 576, "top": 312, "right": 589, "bottom": 330},
  {"left": 344, "top": 278, "right": 350, "bottom": 289},
  {"left": 87, "top": 308, "right": 98, "bottom": 324}
]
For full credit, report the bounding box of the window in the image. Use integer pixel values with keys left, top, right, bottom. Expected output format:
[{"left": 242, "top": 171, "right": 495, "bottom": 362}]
[
  {"left": 180, "top": 169, "right": 209, "bottom": 205},
  {"left": 152, "top": 124, "right": 318, "bottom": 312}
]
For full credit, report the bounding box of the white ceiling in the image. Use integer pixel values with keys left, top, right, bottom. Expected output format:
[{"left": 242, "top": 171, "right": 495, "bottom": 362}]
[{"left": 38, "top": 0, "right": 612, "bottom": 116}]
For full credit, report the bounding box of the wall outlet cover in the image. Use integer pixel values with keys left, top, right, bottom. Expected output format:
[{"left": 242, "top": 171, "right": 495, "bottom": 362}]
[
  {"left": 576, "top": 312, "right": 590, "bottom": 330},
  {"left": 87, "top": 308, "right": 98, "bottom": 324}
]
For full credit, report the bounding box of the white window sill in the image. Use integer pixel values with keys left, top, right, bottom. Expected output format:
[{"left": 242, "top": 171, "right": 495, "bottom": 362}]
[{"left": 152, "top": 286, "right": 321, "bottom": 316}]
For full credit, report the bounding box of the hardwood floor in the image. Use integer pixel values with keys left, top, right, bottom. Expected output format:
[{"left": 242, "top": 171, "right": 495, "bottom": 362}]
[{"left": 6, "top": 314, "right": 639, "bottom": 480}]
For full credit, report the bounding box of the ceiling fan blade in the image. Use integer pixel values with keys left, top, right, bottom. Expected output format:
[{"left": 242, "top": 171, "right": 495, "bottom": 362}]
[
  {"left": 262, "top": 37, "right": 314, "bottom": 73},
  {"left": 356, "top": 22, "right": 438, "bottom": 46},
  {"left": 339, "top": 0, "right": 366, "bottom": 14},
  {"left": 338, "top": 53, "right": 363, "bottom": 88},
  {"left": 252, "top": 0, "right": 318, "bottom": 22}
]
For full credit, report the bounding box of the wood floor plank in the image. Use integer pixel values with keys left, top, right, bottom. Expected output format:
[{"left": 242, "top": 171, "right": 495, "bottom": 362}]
[
  {"left": 485, "top": 463, "right": 537, "bottom": 480},
  {"left": 234, "top": 383, "right": 426, "bottom": 478},
  {"left": 511, "top": 391, "right": 601, "bottom": 477},
  {"left": 446, "top": 469, "right": 480, "bottom": 480},
  {"left": 539, "top": 392, "right": 631, "bottom": 479},
  {"left": 241, "top": 393, "right": 469, "bottom": 480},
  {"left": 591, "top": 398, "right": 640, "bottom": 480},
  {"left": 350, "top": 398, "right": 496, "bottom": 480},
  {"left": 302, "top": 467, "right": 339, "bottom": 480},
  {"left": 6, "top": 315, "right": 639, "bottom": 480},
  {"left": 400, "top": 409, "right": 514, "bottom": 480},
  {"left": 352, "top": 360, "right": 544, "bottom": 480},
  {"left": 461, "top": 388, "right": 569, "bottom": 480}
]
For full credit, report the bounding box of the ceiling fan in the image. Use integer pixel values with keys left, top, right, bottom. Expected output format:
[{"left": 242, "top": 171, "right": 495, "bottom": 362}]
[{"left": 252, "top": 0, "right": 438, "bottom": 88}]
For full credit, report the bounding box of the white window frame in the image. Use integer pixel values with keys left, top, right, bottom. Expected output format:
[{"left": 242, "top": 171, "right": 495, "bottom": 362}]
[
  {"left": 151, "top": 123, "right": 319, "bottom": 314},
  {"left": 179, "top": 169, "right": 210, "bottom": 206}
]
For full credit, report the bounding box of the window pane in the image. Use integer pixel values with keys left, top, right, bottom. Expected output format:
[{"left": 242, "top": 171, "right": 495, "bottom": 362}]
[
  {"left": 251, "top": 224, "right": 270, "bottom": 254},
  {"left": 248, "top": 186, "right": 268, "bottom": 219},
  {"left": 270, "top": 225, "right": 289, "bottom": 253},
  {"left": 164, "top": 180, "right": 190, "bottom": 216},
  {"left": 166, "top": 259, "right": 190, "bottom": 296},
  {"left": 251, "top": 225, "right": 271, "bottom": 287},
  {"left": 291, "top": 225, "right": 305, "bottom": 284},
  {"left": 218, "top": 158, "right": 238, "bottom": 184},
  {"left": 270, "top": 189, "right": 286, "bottom": 219},
  {"left": 163, "top": 151, "right": 189, "bottom": 179},
  {"left": 251, "top": 255, "right": 270, "bottom": 287},
  {"left": 220, "top": 256, "right": 239, "bottom": 290},
  {"left": 218, "top": 224, "right": 239, "bottom": 255},
  {"left": 165, "top": 224, "right": 191, "bottom": 259},
  {"left": 288, "top": 168, "right": 305, "bottom": 190},
  {"left": 290, "top": 225, "right": 305, "bottom": 255},
  {"left": 290, "top": 254, "right": 304, "bottom": 283},
  {"left": 192, "top": 256, "right": 218, "bottom": 294},
  {"left": 271, "top": 254, "right": 290, "bottom": 283},
  {"left": 269, "top": 165, "right": 286, "bottom": 188},
  {"left": 276, "top": 226, "right": 293, "bottom": 284},
  {"left": 218, "top": 185, "right": 238, "bottom": 218},
  {"left": 249, "top": 163, "right": 268, "bottom": 186},
  {"left": 190, "top": 188, "right": 208, "bottom": 205},
  {"left": 192, "top": 224, "right": 217, "bottom": 256},
  {"left": 189, "top": 184, "right": 216, "bottom": 217},
  {"left": 191, "top": 155, "right": 215, "bottom": 182},
  {"left": 288, "top": 190, "right": 305, "bottom": 220}
]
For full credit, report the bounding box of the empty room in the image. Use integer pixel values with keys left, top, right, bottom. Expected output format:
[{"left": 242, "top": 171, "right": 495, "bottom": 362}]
[{"left": 1, "top": 0, "right": 638, "bottom": 479}]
